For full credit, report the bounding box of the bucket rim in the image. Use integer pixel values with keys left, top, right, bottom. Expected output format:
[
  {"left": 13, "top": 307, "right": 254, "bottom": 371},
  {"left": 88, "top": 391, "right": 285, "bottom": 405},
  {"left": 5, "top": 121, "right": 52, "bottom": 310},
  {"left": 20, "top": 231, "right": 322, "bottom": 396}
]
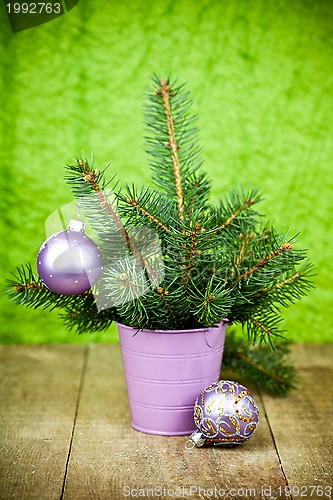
[{"left": 115, "top": 319, "right": 229, "bottom": 335}]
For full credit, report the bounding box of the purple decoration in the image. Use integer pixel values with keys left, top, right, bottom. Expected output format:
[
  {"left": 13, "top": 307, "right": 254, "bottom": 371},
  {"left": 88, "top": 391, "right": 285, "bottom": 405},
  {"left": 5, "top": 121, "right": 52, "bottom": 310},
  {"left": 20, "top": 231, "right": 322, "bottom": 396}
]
[
  {"left": 188, "top": 380, "right": 259, "bottom": 448},
  {"left": 37, "top": 220, "right": 103, "bottom": 295}
]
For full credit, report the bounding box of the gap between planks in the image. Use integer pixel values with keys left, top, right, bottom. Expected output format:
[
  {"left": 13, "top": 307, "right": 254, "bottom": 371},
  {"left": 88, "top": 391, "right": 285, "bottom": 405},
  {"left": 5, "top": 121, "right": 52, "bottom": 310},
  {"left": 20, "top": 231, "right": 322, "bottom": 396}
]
[
  {"left": 259, "top": 392, "right": 293, "bottom": 500},
  {"left": 60, "top": 344, "right": 90, "bottom": 500}
]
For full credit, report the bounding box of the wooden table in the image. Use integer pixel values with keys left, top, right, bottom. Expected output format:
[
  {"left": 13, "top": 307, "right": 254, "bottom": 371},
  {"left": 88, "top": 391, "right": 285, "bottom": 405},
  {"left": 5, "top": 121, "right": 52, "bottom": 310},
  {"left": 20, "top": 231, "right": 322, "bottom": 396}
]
[{"left": 0, "top": 344, "right": 332, "bottom": 500}]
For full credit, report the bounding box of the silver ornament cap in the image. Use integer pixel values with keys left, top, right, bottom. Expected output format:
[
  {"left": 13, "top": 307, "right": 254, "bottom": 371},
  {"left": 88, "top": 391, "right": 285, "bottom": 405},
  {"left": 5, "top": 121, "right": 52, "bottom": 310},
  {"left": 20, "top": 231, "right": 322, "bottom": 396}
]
[{"left": 68, "top": 219, "right": 85, "bottom": 232}]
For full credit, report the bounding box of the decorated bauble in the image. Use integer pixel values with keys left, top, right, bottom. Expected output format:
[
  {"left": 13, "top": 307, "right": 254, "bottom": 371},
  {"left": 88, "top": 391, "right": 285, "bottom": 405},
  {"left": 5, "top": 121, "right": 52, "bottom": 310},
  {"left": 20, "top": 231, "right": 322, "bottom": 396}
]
[
  {"left": 187, "top": 380, "right": 259, "bottom": 448},
  {"left": 37, "top": 220, "right": 103, "bottom": 295}
]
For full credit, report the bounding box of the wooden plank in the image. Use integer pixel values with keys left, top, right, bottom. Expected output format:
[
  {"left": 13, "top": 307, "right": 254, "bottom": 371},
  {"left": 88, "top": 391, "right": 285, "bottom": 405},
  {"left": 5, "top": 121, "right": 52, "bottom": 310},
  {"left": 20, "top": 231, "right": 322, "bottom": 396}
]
[
  {"left": 0, "top": 344, "right": 86, "bottom": 500},
  {"left": 261, "top": 344, "right": 333, "bottom": 499},
  {"left": 63, "top": 344, "right": 288, "bottom": 500}
]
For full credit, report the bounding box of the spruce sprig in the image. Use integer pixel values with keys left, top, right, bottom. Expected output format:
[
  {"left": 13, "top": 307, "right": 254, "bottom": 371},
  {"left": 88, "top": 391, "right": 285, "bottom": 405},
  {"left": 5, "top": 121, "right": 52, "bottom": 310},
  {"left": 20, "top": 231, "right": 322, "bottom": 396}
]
[
  {"left": 146, "top": 76, "right": 210, "bottom": 220},
  {"left": 7, "top": 264, "right": 100, "bottom": 314},
  {"left": 222, "top": 330, "right": 297, "bottom": 397}
]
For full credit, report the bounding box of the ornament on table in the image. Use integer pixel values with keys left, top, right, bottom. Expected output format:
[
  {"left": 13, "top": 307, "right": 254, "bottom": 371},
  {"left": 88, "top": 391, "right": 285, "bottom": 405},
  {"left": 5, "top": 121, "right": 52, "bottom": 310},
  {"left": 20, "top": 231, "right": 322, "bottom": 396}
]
[
  {"left": 37, "top": 219, "right": 103, "bottom": 295},
  {"left": 186, "top": 380, "right": 259, "bottom": 448}
]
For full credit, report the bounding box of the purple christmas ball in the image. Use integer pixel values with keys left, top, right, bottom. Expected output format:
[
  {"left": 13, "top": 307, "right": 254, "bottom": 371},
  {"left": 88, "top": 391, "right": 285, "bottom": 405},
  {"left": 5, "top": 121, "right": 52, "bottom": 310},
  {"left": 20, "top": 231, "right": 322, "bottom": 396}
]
[
  {"left": 37, "top": 220, "right": 103, "bottom": 295},
  {"left": 191, "top": 380, "right": 259, "bottom": 447}
]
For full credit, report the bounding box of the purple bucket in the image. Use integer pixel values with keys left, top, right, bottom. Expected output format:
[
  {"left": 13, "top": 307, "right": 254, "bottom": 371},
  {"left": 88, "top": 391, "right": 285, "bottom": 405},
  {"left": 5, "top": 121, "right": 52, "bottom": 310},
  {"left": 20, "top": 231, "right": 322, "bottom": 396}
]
[{"left": 116, "top": 321, "right": 227, "bottom": 436}]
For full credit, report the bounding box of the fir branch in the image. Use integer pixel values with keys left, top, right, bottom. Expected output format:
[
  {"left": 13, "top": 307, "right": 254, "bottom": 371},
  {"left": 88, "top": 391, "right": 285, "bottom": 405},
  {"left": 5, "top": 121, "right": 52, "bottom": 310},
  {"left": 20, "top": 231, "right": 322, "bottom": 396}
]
[
  {"left": 156, "top": 286, "right": 176, "bottom": 322},
  {"left": 184, "top": 172, "right": 211, "bottom": 223},
  {"left": 64, "top": 156, "right": 130, "bottom": 260},
  {"left": 6, "top": 264, "right": 95, "bottom": 312},
  {"left": 146, "top": 77, "right": 209, "bottom": 220},
  {"left": 155, "top": 79, "right": 184, "bottom": 220},
  {"left": 67, "top": 158, "right": 161, "bottom": 284},
  {"left": 220, "top": 196, "right": 257, "bottom": 230},
  {"left": 252, "top": 319, "right": 274, "bottom": 340},
  {"left": 271, "top": 272, "right": 301, "bottom": 289},
  {"left": 124, "top": 196, "right": 169, "bottom": 232},
  {"left": 102, "top": 257, "right": 150, "bottom": 306},
  {"left": 13, "top": 281, "right": 47, "bottom": 293},
  {"left": 208, "top": 187, "right": 262, "bottom": 233},
  {"left": 61, "top": 304, "right": 116, "bottom": 334},
  {"left": 245, "top": 312, "right": 286, "bottom": 345},
  {"left": 188, "top": 178, "right": 199, "bottom": 221},
  {"left": 76, "top": 158, "right": 130, "bottom": 246},
  {"left": 254, "top": 261, "right": 315, "bottom": 308},
  {"left": 183, "top": 223, "right": 202, "bottom": 289},
  {"left": 188, "top": 277, "right": 233, "bottom": 326},
  {"left": 236, "top": 351, "right": 287, "bottom": 385},
  {"left": 232, "top": 242, "right": 294, "bottom": 286},
  {"left": 235, "top": 232, "right": 254, "bottom": 267},
  {"left": 163, "top": 222, "right": 218, "bottom": 290},
  {"left": 222, "top": 331, "right": 297, "bottom": 397},
  {"left": 117, "top": 185, "right": 178, "bottom": 233}
]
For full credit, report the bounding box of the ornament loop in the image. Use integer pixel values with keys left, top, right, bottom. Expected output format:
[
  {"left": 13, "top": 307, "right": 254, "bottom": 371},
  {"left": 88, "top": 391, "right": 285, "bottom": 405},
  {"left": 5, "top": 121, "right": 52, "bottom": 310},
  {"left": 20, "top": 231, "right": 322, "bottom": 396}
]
[
  {"left": 185, "top": 431, "right": 206, "bottom": 450},
  {"left": 185, "top": 439, "right": 195, "bottom": 450}
]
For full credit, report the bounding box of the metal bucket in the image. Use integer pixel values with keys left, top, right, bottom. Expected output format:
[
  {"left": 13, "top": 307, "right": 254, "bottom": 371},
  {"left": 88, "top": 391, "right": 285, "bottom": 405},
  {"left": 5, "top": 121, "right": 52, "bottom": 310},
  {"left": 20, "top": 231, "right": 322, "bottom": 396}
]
[{"left": 116, "top": 321, "right": 227, "bottom": 435}]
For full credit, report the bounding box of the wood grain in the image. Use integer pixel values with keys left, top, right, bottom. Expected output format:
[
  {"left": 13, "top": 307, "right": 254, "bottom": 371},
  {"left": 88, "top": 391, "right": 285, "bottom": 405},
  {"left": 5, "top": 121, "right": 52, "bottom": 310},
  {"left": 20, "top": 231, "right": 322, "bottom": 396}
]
[
  {"left": 63, "top": 344, "right": 288, "bottom": 500},
  {"left": 261, "top": 344, "right": 333, "bottom": 499},
  {"left": 1, "top": 344, "right": 331, "bottom": 500},
  {"left": 0, "top": 345, "right": 85, "bottom": 500}
]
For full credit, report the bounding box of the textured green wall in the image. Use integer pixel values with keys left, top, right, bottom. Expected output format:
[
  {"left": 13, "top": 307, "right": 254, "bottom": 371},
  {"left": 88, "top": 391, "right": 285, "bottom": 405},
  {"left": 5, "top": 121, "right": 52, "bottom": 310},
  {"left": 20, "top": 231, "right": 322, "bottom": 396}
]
[{"left": 0, "top": 0, "right": 332, "bottom": 343}]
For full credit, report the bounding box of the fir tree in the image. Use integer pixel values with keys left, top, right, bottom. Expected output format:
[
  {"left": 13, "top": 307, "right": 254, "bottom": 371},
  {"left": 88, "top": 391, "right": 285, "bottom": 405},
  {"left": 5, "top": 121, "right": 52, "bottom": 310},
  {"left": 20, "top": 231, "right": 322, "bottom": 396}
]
[{"left": 7, "top": 76, "right": 314, "bottom": 396}]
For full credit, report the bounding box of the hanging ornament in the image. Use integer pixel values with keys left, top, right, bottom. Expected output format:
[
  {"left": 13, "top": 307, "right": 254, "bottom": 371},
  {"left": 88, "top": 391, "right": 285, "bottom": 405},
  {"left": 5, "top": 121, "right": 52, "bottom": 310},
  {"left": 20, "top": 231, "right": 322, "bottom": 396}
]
[
  {"left": 37, "top": 220, "right": 103, "bottom": 295},
  {"left": 186, "top": 380, "right": 259, "bottom": 448}
]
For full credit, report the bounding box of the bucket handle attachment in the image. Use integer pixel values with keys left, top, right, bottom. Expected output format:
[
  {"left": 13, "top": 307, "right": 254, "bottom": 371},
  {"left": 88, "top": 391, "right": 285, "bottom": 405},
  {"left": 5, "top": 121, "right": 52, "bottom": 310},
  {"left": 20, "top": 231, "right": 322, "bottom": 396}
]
[{"left": 204, "top": 319, "right": 229, "bottom": 348}]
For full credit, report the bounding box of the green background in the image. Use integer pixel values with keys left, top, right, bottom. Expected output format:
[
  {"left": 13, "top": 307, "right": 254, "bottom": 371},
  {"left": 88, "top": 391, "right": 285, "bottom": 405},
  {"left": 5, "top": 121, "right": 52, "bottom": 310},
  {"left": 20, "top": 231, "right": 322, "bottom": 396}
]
[{"left": 0, "top": 0, "right": 332, "bottom": 344}]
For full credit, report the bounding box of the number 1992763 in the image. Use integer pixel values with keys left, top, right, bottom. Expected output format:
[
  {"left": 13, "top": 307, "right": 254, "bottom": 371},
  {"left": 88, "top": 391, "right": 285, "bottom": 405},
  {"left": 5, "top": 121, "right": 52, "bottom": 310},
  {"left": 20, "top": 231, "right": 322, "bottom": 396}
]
[{"left": 6, "top": 3, "right": 62, "bottom": 14}]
